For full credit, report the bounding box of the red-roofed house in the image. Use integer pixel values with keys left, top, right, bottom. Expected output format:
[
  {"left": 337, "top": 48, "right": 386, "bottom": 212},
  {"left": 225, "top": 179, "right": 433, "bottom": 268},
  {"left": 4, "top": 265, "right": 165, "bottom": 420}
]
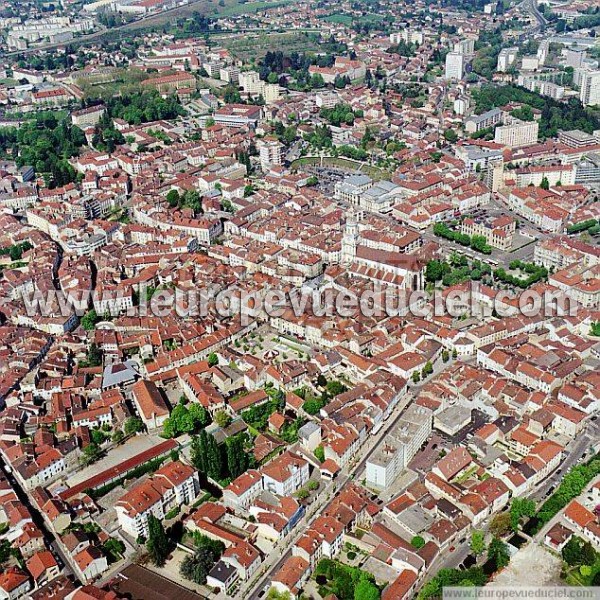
[
  {"left": 0, "top": 568, "right": 31, "bottom": 600},
  {"left": 26, "top": 550, "right": 59, "bottom": 586},
  {"left": 432, "top": 447, "right": 472, "bottom": 481},
  {"left": 271, "top": 556, "right": 310, "bottom": 600},
  {"left": 223, "top": 469, "right": 263, "bottom": 513},
  {"left": 261, "top": 451, "right": 309, "bottom": 496}
]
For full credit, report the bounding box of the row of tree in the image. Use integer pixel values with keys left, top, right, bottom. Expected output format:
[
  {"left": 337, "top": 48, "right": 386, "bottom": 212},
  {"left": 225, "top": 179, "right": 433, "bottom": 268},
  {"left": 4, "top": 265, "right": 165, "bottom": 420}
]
[
  {"left": 433, "top": 223, "right": 492, "bottom": 255},
  {"left": 190, "top": 429, "right": 252, "bottom": 483}
]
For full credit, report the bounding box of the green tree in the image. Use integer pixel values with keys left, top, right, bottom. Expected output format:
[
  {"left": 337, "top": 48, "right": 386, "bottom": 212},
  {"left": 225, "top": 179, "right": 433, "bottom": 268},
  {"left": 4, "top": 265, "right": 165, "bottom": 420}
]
[
  {"left": 326, "top": 380, "right": 347, "bottom": 396},
  {"left": 425, "top": 260, "right": 445, "bottom": 282},
  {"left": 267, "top": 589, "right": 292, "bottom": 600},
  {"left": 124, "top": 417, "right": 144, "bottom": 435},
  {"left": 171, "top": 404, "right": 195, "bottom": 435},
  {"left": 207, "top": 352, "right": 219, "bottom": 367},
  {"left": 309, "top": 72, "right": 325, "bottom": 88},
  {"left": 302, "top": 397, "right": 326, "bottom": 415},
  {"left": 191, "top": 429, "right": 223, "bottom": 480},
  {"left": 214, "top": 410, "right": 231, "bottom": 428},
  {"left": 354, "top": 576, "right": 380, "bottom": 600},
  {"left": 488, "top": 537, "right": 510, "bottom": 570},
  {"left": 82, "top": 343, "right": 102, "bottom": 367},
  {"left": 166, "top": 189, "right": 180, "bottom": 207},
  {"left": 146, "top": 515, "right": 169, "bottom": 567},
  {"left": 80, "top": 443, "right": 101, "bottom": 465},
  {"left": 188, "top": 403, "right": 209, "bottom": 429},
  {"left": 81, "top": 310, "right": 100, "bottom": 331},
  {"left": 181, "top": 189, "right": 202, "bottom": 212},
  {"left": 112, "top": 430, "right": 124, "bottom": 444},
  {"left": 411, "top": 536, "right": 426, "bottom": 549},
  {"left": 225, "top": 434, "right": 248, "bottom": 479},
  {"left": 90, "top": 429, "right": 108, "bottom": 446},
  {"left": 509, "top": 497, "right": 536, "bottom": 531},
  {"left": 540, "top": 176, "right": 550, "bottom": 190},
  {"left": 412, "top": 371, "right": 421, "bottom": 384},
  {"left": 314, "top": 446, "right": 325, "bottom": 463},
  {"left": 180, "top": 547, "right": 216, "bottom": 584},
  {"left": 490, "top": 512, "right": 511, "bottom": 537},
  {"left": 444, "top": 128, "right": 458, "bottom": 143},
  {"left": 0, "top": 540, "right": 11, "bottom": 564},
  {"left": 103, "top": 538, "right": 126, "bottom": 563},
  {"left": 193, "top": 532, "right": 225, "bottom": 560},
  {"left": 562, "top": 536, "right": 597, "bottom": 567},
  {"left": 470, "top": 530, "right": 486, "bottom": 556}
]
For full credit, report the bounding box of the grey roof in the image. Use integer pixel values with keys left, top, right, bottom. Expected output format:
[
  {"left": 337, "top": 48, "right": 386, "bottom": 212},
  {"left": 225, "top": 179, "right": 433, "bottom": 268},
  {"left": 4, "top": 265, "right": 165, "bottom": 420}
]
[
  {"left": 208, "top": 560, "right": 237, "bottom": 583},
  {"left": 206, "top": 417, "right": 247, "bottom": 445},
  {"left": 102, "top": 360, "right": 139, "bottom": 389},
  {"left": 435, "top": 405, "right": 472, "bottom": 430},
  {"left": 467, "top": 108, "right": 501, "bottom": 124},
  {"left": 298, "top": 421, "right": 321, "bottom": 438},
  {"left": 396, "top": 504, "right": 434, "bottom": 535},
  {"left": 463, "top": 145, "right": 503, "bottom": 160},
  {"left": 345, "top": 174, "right": 372, "bottom": 187},
  {"left": 561, "top": 129, "right": 595, "bottom": 141}
]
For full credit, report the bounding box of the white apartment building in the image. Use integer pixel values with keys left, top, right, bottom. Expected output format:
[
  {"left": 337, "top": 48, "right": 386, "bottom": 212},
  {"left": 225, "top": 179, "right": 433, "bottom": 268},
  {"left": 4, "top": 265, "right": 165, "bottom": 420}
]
[
  {"left": 116, "top": 461, "right": 200, "bottom": 538},
  {"left": 579, "top": 70, "right": 600, "bottom": 107},
  {"left": 222, "top": 470, "right": 263, "bottom": 513},
  {"left": 497, "top": 47, "right": 518, "bottom": 72},
  {"left": 494, "top": 120, "right": 539, "bottom": 148},
  {"left": 454, "top": 39, "right": 475, "bottom": 54},
  {"left": 366, "top": 404, "right": 432, "bottom": 489},
  {"left": 390, "top": 30, "right": 424, "bottom": 45},
  {"left": 258, "top": 138, "right": 283, "bottom": 171},
  {"left": 261, "top": 451, "right": 309, "bottom": 496},
  {"left": 238, "top": 71, "right": 262, "bottom": 95},
  {"left": 445, "top": 52, "right": 465, "bottom": 80}
]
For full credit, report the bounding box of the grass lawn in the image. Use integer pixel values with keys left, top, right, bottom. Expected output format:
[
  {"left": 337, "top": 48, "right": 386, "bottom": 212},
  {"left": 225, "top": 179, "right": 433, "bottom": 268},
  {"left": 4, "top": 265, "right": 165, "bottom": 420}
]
[
  {"left": 454, "top": 465, "right": 478, "bottom": 484},
  {"left": 320, "top": 13, "right": 353, "bottom": 26},
  {"left": 209, "top": 0, "right": 288, "bottom": 17},
  {"left": 320, "top": 12, "right": 385, "bottom": 27},
  {"left": 565, "top": 563, "right": 599, "bottom": 586}
]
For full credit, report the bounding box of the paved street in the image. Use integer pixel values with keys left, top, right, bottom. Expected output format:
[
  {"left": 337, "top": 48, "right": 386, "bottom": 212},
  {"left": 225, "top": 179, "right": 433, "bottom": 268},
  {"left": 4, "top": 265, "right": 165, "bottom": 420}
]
[
  {"left": 0, "top": 458, "right": 80, "bottom": 584},
  {"left": 241, "top": 389, "right": 417, "bottom": 599}
]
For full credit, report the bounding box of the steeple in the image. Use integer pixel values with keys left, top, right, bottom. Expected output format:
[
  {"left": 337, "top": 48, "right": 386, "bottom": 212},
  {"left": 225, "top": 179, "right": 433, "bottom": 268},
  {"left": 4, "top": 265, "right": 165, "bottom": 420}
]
[{"left": 341, "top": 208, "right": 358, "bottom": 266}]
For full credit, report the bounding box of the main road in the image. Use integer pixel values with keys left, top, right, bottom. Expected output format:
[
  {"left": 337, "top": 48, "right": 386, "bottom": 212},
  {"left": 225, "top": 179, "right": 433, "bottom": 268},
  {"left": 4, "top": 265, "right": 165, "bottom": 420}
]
[{"left": 521, "top": 0, "right": 548, "bottom": 32}]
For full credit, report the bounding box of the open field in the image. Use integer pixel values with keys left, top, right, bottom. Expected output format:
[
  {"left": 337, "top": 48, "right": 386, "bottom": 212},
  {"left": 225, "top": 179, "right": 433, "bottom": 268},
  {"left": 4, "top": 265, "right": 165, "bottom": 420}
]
[
  {"left": 319, "top": 12, "right": 386, "bottom": 27},
  {"left": 223, "top": 30, "right": 322, "bottom": 60}
]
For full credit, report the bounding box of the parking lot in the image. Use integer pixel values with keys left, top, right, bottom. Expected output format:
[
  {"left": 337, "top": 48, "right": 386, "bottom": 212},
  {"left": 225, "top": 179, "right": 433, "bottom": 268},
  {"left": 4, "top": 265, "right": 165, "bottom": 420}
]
[{"left": 407, "top": 434, "right": 448, "bottom": 475}]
